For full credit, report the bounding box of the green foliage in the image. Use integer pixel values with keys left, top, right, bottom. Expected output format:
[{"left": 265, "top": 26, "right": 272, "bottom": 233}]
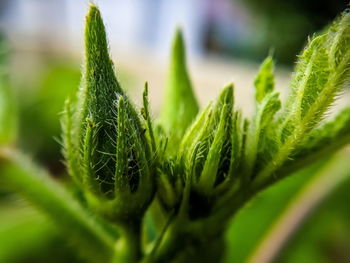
[
  {"left": 0, "top": 148, "right": 117, "bottom": 262},
  {"left": 18, "top": 62, "right": 80, "bottom": 165},
  {"left": 0, "top": 204, "right": 82, "bottom": 263},
  {"left": 276, "top": 176, "right": 350, "bottom": 263},
  {"left": 280, "top": 107, "right": 350, "bottom": 174},
  {"left": 1, "top": 4, "right": 350, "bottom": 263},
  {"left": 0, "top": 41, "right": 17, "bottom": 145},
  {"left": 244, "top": 56, "right": 281, "bottom": 177},
  {"left": 225, "top": 162, "right": 324, "bottom": 263},
  {"left": 253, "top": 12, "right": 350, "bottom": 185}
]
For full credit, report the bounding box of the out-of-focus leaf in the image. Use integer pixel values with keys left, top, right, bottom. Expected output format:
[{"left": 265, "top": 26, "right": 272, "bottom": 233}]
[
  {"left": 225, "top": 149, "right": 350, "bottom": 263},
  {"left": 0, "top": 41, "right": 17, "bottom": 145},
  {"left": 0, "top": 202, "right": 83, "bottom": 263},
  {"left": 0, "top": 148, "right": 116, "bottom": 262},
  {"left": 249, "top": 149, "right": 350, "bottom": 263},
  {"left": 275, "top": 160, "right": 350, "bottom": 263},
  {"left": 160, "top": 29, "right": 199, "bottom": 152},
  {"left": 224, "top": 162, "right": 323, "bottom": 262},
  {"left": 18, "top": 63, "right": 80, "bottom": 167}
]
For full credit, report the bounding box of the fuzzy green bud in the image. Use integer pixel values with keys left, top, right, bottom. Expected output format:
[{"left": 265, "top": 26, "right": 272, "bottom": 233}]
[
  {"left": 179, "top": 84, "right": 234, "bottom": 197},
  {"left": 62, "top": 5, "right": 154, "bottom": 221}
]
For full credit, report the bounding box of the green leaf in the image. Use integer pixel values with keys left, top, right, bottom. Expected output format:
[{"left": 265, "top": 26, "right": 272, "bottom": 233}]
[
  {"left": 61, "top": 98, "right": 81, "bottom": 185},
  {"left": 279, "top": 107, "right": 350, "bottom": 174},
  {"left": 197, "top": 104, "right": 230, "bottom": 195},
  {"left": 227, "top": 110, "right": 244, "bottom": 177},
  {"left": 160, "top": 29, "right": 199, "bottom": 151},
  {"left": 226, "top": 149, "right": 350, "bottom": 263},
  {"left": 82, "top": 117, "right": 100, "bottom": 195},
  {"left": 256, "top": 12, "right": 350, "bottom": 183},
  {"left": 142, "top": 82, "right": 156, "bottom": 153},
  {"left": 0, "top": 148, "right": 116, "bottom": 262},
  {"left": 249, "top": 149, "right": 350, "bottom": 263},
  {"left": 179, "top": 103, "right": 212, "bottom": 160},
  {"left": 114, "top": 96, "right": 152, "bottom": 195},
  {"left": 304, "top": 107, "right": 350, "bottom": 151},
  {"left": 286, "top": 35, "right": 330, "bottom": 124},
  {"left": 0, "top": 206, "right": 58, "bottom": 263},
  {"left": 225, "top": 163, "right": 322, "bottom": 263},
  {"left": 0, "top": 42, "right": 17, "bottom": 145},
  {"left": 244, "top": 57, "right": 281, "bottom": 177},
  {"left": 254, "top": 56, "right": 275, "bottom": 103},
  {"left": 115, "top": 97, "right": 129, "bottom": 191}
]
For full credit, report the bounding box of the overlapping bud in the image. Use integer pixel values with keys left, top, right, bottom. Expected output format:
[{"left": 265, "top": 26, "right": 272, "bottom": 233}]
[
  {"left": 157, "top": 84, "right": 237, "bottom": 219},
  {"left": 62, "top": 5, "right": 154, "bottom": 221},
  {"left": 179, "top": 84, "right": 234, "bottom": 196}
]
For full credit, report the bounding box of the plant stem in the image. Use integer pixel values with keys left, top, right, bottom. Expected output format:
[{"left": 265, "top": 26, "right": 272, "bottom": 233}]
[
  {"left": 144, "top": 215, "right": 227, "bottom": 263},
  {"left": 147, "top": 224, "right": 184, "bottom": 263},
  {"left": 113, "top": 219, "right": 142, "bottom": 263},
  {"left": 147, "top": 225, "right": 226, "bottom": 263}
]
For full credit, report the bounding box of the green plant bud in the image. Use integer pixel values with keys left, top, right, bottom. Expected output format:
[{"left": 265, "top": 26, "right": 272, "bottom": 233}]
[
  {"left": 107, "top": 96, "right": 154, "bottom": 219},
  {"left": 157, "top": 168, "right": 183, "bottom": 210},
  {"left": 62, "top": 4, "right": 123, "bottom": 187},
  {"left": 62, "top": 5, "right": 154, "bottom": 221},
  {"left": 79, "top": 5, "right": 124, "bottom": 197},
  {"left": 160, "top": 29, "right": 199, "bottom": 153},
  {"left": 196, "top": 104, "right": 230, "bottom": 195},
  {"left": 179, "top": 84, "right": 234, "bottom": 196}
]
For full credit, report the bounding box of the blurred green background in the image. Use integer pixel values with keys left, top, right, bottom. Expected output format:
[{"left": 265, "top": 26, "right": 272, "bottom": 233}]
[{"left": 1, "top": 0, "right": 350, "bottom": 262}]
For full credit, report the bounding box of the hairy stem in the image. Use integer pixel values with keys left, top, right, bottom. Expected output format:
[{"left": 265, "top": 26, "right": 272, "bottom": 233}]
[{"left": 113, "top": 219, "right": 142, "bottom": 263}]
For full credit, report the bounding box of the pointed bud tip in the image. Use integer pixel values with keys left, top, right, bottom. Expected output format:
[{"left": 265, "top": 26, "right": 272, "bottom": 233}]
[
  {"left": 86, "top": 4, "right": 101, "bottom": 23},
  {"left": 223, "top": 82, "right": 234, "bottom": 93},
  {"left": 172, "top": 27, "right": 186, "bottom": 60},
  {"left": 262, "top": 56, "right": 274, "bottom": 68},
  {"left": 117, "top": 95, "right": 125, "bottom": 107},
  {"left": 174, "top": 27, "right": 184, "bottom": 41},
  {"left": 144, "top": 82, "right": 149, "bottom": 93},
  {"left": 84, "top": 3, "right": 108, "bottom": 56},
  {"left": 218, "top": 83, "right": 234, "bottom": 105}
]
